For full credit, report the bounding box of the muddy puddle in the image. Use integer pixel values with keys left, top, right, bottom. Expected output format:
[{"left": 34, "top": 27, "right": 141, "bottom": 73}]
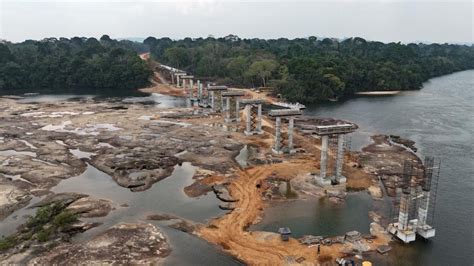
[{"left": 250, "top": 192, "right": 373, "bottom": 237}]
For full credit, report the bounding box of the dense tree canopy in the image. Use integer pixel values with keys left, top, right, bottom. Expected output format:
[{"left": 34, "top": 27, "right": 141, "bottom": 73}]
[
  {"left": 0, "top": 36, "right": 151, "bottom": 94},
  {"left": 147, "top": 35, "right": 474, "bottom": 102}
]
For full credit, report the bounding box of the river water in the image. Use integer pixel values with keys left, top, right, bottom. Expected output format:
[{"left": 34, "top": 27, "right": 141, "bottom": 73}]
[{"left": 303, "top": 70, "right": 474, "bottom": 265}]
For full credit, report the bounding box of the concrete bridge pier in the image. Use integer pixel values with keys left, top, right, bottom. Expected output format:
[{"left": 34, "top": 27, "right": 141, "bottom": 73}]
[
  {"left": 222, "top": 91, "right": 245, "bottom": 123},
  {"left": 269, "top": 109, "right": 302, "bottom": 154},
  {"left": 243, "top": 100, "right": 264, "bottom": 135},
  {"left": 207, "top": 86, "right": 228, "bottom": 113}
]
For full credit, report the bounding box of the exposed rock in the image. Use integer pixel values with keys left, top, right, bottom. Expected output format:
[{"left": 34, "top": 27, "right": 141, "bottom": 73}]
[
  {"left": 219, "top": 202, "right": 236, "bottom": 210},
  {"left": 360, "top": 135, "right": 424, "bottom": 197},
  {"left": 377, "top": 245, "right": 392, "bottom": 254},
  {"left": 212, "top": 184, "right": 238, "bottom": 202},
  {"left": 147, "top": 213, "right": 180, "bottom": 221},
  {"left": 184, "top": 180, "right": 213, "bottom": 198},
  {"left": 66, "top": 197, "right": 113, "bottom": 218},
  {"left": 368, "top": 185, "right": 383, "bottom": 199},
  {"left": 368, "top": 211, "right": 382, "bottom": 223},
  {"left": 299, "top": 235, "right": 324, "bottom": 245},
  {"left": 169, "top": 220, "right": 196, "bottom": 233},
  {"left": 31, "top": 192, "right": 87, "bottom": 208},
  {"left": 0, "top": 183, "right": 31, "bottom": 221},
  {"left": 146, "top": 213, "right": 198, "bottom": 234},
  {"left": 370, "top": 222, "right": 386, "bottom": 237},
  {"left": 390, "top": 135, "right": 417, "bottom": 152},
  {"left": 29, "top": 223, "right": 170, "bottom": 264}
]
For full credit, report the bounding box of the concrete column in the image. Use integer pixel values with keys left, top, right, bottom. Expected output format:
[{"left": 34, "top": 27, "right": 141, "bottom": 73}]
[
  {"left": 273, "top": 117, "right": 281, "bottom": 153},
  {"left": 176, "top": 75, "right": 180, "bottom": 87},
  {"left": 226, "top": 97, "right": 231, "bottom": 120},
  {"left": 215, "top": 92, "right": 222, "bottom": 112},
  {"left": 197, "top": 80, "right": 202, "bottom": 99},
  {"left": 182, "top": 79, "right": 186, "bottom": 90},
  {"left": 245, "top": 105, "right": 251, "bottom": 133},
  {"left": 235, "top": 98, "right": 240, "bottom": 121},
  {"left": 398, "top": 193, "right": 410, "bottom": 229},
  {"left": 335, "top": 134, "right": 345, "bottom": 182},
  {"left": 211, "top": 91, "right": 215, "bottom": 111},
  {"left": 288, "top": 117, "right": 294, "bottom": 152},
  {"left": 219, "top": 93, "right": 224, "bottom": 112},
  {"left": 189, "top": 80, "right": 194, "bottom": 98},
  {"left": 320, "top": 135, "right": 329, "bottom": 179},
  {"left": 257, "top": 104, "right": 262, "bottom": 132}
]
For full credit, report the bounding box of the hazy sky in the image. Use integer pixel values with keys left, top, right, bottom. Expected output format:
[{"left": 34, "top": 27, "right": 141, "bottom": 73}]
[{"left": 0, "top": 0, "right": 472, "bottom": 44}]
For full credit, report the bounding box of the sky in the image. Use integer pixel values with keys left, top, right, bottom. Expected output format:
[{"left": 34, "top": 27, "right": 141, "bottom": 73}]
[{"left": 0, "top": 0, "right": 472, "bottom": 44}]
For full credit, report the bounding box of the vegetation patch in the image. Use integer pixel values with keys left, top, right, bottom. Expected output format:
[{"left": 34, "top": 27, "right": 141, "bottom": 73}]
[{"left": 0, "top": 203, "right": 78, "bottom": 252}]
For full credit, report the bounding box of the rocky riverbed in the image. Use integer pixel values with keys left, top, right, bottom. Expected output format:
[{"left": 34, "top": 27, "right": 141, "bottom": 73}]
[{"left": 0, "top": 96, "right": 245, "bottom": 261}]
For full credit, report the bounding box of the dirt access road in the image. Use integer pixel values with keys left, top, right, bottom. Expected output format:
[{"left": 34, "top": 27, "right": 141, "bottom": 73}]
[{"left": 198, "top": 160, "right": 389, "bottom": 265}]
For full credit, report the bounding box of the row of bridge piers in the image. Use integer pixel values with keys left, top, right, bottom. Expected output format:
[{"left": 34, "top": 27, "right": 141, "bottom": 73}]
[{"left": 167, "top": 69, "right": 356, "bottom": 187}]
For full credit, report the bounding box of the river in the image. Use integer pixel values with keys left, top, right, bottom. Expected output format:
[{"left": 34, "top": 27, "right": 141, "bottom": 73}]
[{"left": 304, "top": 70, "right": 474, "bottom": 265}]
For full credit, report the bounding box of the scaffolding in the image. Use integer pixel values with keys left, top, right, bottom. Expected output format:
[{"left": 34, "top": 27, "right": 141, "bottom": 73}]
[
  {"left": 241, "top": 99, "right": 265, "bottom": 135},
  {"left": 388, "top": 157, "right": 440, "bottom": 243}
]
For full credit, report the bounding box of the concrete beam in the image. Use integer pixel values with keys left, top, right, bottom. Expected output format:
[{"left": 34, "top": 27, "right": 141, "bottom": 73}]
[{"left": 268, "top": 109, "right": 302, "bottom": 117}]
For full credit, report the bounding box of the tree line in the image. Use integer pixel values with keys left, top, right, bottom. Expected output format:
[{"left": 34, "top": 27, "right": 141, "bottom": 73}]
[
  {"left": 0, "top": 35, "right": 151, "bottom": 94},
  {"left": 145, "top": 35, "right": 474, "bottom": 102}
]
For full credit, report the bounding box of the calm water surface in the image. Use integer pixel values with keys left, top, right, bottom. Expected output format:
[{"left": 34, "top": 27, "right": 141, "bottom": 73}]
[{"left": 250, "top": 192, "right": 373, "bottom": 237}]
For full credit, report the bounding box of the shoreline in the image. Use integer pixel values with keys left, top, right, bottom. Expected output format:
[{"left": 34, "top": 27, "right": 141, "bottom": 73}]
[{"left": 355, "top": 90, "right": 401, "bottom": 96}]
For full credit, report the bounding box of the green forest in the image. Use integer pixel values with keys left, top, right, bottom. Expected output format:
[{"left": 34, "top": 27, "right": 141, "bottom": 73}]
[
  {"left": 0, "top": 35, "right": 151, "bottom": 94},
  {"left": 145, "top": 35, "right": 474, "bottom": 102},
  {"left": 1, "top": 35, "right": 473, "bottom": 102}
]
